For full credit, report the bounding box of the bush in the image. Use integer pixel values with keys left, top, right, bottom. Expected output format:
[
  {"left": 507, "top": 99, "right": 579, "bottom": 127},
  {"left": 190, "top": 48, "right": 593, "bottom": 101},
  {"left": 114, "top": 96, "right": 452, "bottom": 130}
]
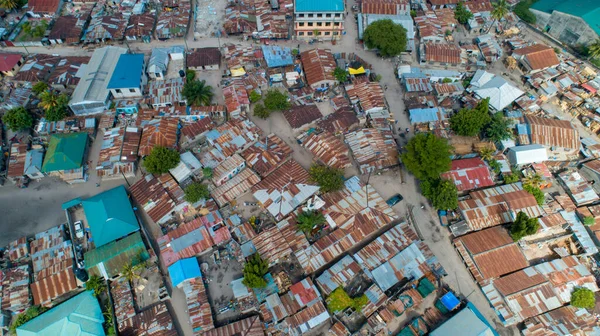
[
  {"left": 442, "top": 78, "right": 453, "bottom": 83},
  {"left": 86, "top": 275, "right": 107, "bottom": 296},
  {"left": 509, "top": 211, "right": 540, "bottom": 241},
  {"left": 309, "top": 164, "right": 344, "bottom": 193},
  {"left": 184, "top": 182, "right": 209, "bottom": 203},
  {"left": 202, "top": 167, "right": 213, "bottom": 179},
  {"left": 503, "top": 173, "right": 520, "bottom": 184},
  {"left": 143, "top": 146, "right": 180, "bottom": 174},
  {"left": 32, "top": 82, "right": 48, "bottom": 95},
  {"left": 571, "top": 288, "right": 596, "bottom": 308},
  {"left": 10, "top": 306, "right": 48, "bottom": 333},
  {"left": 523, "top": 184, "right": 545, "bottom": 206},
  {"left": 583, "top": 216, "right": 596, "bottom": 226},
  {"left": 333, "top": 67, "right": 347, "bottom": 83},
  {"left": 264, "top": 90, "right": 290, "bottom": 111},
  {"left": 326, "top": 287, "right": 369, "bottom": 313},
  {"left": 488, "top": 159, "right": 501, "bottom": 175},
  {"left": 242, "top": 253, "right": 269, "bottom": 288},
  {"left": 185, "top": 69, "right": 196, "bottom": 82},
  {"left": 249, "top": 90, "right": 262, "bottom": 103}
]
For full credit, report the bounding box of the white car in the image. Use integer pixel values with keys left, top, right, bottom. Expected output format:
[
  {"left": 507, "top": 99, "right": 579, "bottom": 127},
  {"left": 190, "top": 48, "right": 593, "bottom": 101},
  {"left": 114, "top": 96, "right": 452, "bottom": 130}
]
[{"left": 74, "top": 221, "right": 84, "bottom": 239}]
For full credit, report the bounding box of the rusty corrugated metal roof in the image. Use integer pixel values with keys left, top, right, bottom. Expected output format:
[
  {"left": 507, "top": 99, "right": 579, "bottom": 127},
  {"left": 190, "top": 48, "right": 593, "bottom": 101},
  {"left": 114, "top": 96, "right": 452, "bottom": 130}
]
[
  {"left": 300, "top": 49, "right": 336, "bottom": 87},
  {"left": 241, "top": 134, "right": 293, "bottom": 177},
  {"left": 139, "top": 118, "right": 179, "bottom": 156},
  {"left": 303, "top": 132, "right": 351, "bottom": 169},
  {"left": 212, "top": 168, "right": 261, "bottom": 206}
]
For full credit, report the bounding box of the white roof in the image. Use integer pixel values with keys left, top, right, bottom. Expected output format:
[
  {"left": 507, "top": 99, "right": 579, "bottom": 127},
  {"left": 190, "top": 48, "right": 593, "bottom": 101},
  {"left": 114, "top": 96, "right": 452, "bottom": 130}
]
[
  {"left": 471, "top": 71, "right": 524, "bottom": 110},
  {"left": 430, "top": 306, "right": 494, "bottom": 336},
  {"left": 508, "top": 144, "right": 548, "bottom": 165},
  {"left": 169, "top": 152, "right": 202, "bottom": 183}
]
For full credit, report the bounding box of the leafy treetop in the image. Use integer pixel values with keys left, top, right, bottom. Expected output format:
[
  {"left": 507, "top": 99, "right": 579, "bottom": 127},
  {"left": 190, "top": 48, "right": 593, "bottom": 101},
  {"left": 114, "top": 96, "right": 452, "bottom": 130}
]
[
  {"left": 242, "top": 253, "right": 269, "bottom": 288},
  {"left": 363, "top": 19, "right": 408, "bottom": 57},
  {"left": 264, "top": 90, "right": 291, "bottom": 111},
  {"left": 184, "top": 182, "right": 210, "bottom": 203},
  {"left": 3, "top": 106, "right": 33, "bottom": 131},
  {"left": 296, "top": 211, "right": 326, "bottom": 236},
  {"left": 454, "top": 1, "right": 474, "bottom": 24},
  {"left": 571, "top": 288, "right": 596, "bottom": 309},
  {"left": 421, "top": 178, "right": 458, "bottom": 210},
  {"left": 182, "top": 79, "right": 214, "bottom": 106},
  {"left": 249, "top": 90, "right": 262, "bottom": 103},
  {"left": 309, "top": 164, "right": 344, "bottom": 193},
  {"left": 509, "top": 211, "right": 540, "bottom": 241},
  {"left": 253, "top": 104, "right": 270, "bottom": 119},
  {"left": 143, "top": 146, "right": 180, "bottom": 175},
  {"left": 450, "top": 98, "right": 491, "bottom": 136},
  {"left": 401, "top": 133, "right": 453, "bottom": 180},
  {"left": 333, "top": 67, "right": 347, "bottom": 83}
]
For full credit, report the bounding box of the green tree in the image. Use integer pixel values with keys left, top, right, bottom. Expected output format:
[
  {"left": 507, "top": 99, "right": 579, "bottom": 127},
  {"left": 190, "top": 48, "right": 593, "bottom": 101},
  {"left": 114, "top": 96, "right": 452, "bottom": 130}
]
[
  {"left": 32, "top": 82, "right": 48, "bottom": 95},
  {"left": 182, "top": 80, "right": 214, "bottom": 106},
  {"left": 143, "top": 146, "right": 180, "bottom": 174},
  {"left": 513, "top": 0, "right": 537, "bottom": 24},
  {"left": 45, "top": 105, "right": 68, "bottom": 122},
  {"left": 485, "top": 112, "right": 513, "bottom": 142},
  {"left": 38, "top": 91, "right": 68, "bottom": 111},
  {"left": 296, "top": 211, "right": 326, "bottom": 236},
  {"left": 509, "top": 211, "right": 540, "bottom": 241},
  {"left": 10, "top": 306, "right": 48, "bottom": 333},
  {"left": 104, "top": 302, "right": 116, "bottom": 336},
  {"left": 410, "top": 10, "right": 416, "bottom": 18},
  {"left": 0, "top": 0, "right": 19, "bottom": 10},
  {"left": 583, "top": 216, "right": 596, "bottom": 226},
  {"left": 523, "top": 184, "right": 544, "bottom": 205},
  {"left": 450, "top": 98, "right": 491, "bottom": 136},
  {"left": 86, "top": 275, "right": 107, "bottom": 296},
  {"left": 488, "top": 159, "right": 501, "bottom": 175},
  {"left": 442, "top": 77, "right": 453, "bottom": 83},
  {"left": 522, "top": 173, "right": 543, "bottom": 188},
  {"left": 249, "top": 90, "right": 262, "bottom": 103},
  {"left": 363, "top": 19, "right": 408, "bottom": 57},
  {"left": 503, "top": 173, "right": 520, "bottom": 184},
  {"left": 479, "top": 147, "right": 494, "bottom": 162},
  {"left": 292, "top": 49, "right": 299, "bottom": 56},
  {"left": 421, "top": 178, "right": 458, "bottom": 210},
  {"left": 184, "top": 182, "right": 210, "bottom": 203},
  {"left": 185, "top": 69, "right": 196, "bottom": 82},
  {"left": 122, "top": 262, "right": 142, "bottom": 282},
  {"left": 202, "top": 167, "right": 213, "bottom": 179},
  {"left": 264, "top": 90, "right": 290, "bottom": 111},
  {"left": 488, "top": 0, "right": 509, "bottom": 33},
  {"left": 333, "top": 67, "right": 347, "bottom": 83},
  {"left": 3, "top": 106, "right": 33, "bottom": 131},
  {"left": 32, "top": 20, "right": 48, "bottom": 38},
  {"left": 253, "top": 104, "right": 270, "bottom": 119},
  {"left": 242, "top": 253, "right": 269, "bottom": 288},
  {"left": 326, "top": 287, "right": 369, "bottom": 313},
  {"left": 401, "top": 133, "right": 452, "bottom": 180},
  {"left": 571, "top": 288, "right": 596, "bottom": 309},
  {"left": 454, "top": 1, "right": 474, "bottom": 24},
  {"left": 309, "top": 164, "right": 344, "bottom": 193},
  {"left": 589, "top": 39, "right": 600, "bottom": 60}
]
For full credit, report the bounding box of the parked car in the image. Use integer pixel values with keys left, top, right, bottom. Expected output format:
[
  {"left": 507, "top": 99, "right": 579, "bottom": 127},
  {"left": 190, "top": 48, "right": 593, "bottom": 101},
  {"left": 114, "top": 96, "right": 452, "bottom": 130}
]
[
  {"left": 74, "top": 221, "right": 84, "bottom": 239},
  {"left": 386, "top": 194, "right": 404, "bottom": 206}
]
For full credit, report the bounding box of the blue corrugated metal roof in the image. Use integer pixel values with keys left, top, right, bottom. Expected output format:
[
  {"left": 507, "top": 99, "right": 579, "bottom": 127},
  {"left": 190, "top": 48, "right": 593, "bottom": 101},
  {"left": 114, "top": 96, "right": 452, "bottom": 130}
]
[
  {"left": 262, "top": 46, "right": 294, "bottom": 68},
  {"left": 168, "top": 257, "right": 201, "bottom": 287},
  {"left": 440, "top": 292, "right": 460, "bottom": 311},
  {"left": 107, "top": 54, "right": 145, "bottom": 89},
  {"left": 295, "top": 0, "right": 344, "bottom": 12},
  {"left": 409, "top": 107, "right": 442, "bottom": 124},
  {"left": 516, "top": 123, "right": 530, "bottom": 135}
]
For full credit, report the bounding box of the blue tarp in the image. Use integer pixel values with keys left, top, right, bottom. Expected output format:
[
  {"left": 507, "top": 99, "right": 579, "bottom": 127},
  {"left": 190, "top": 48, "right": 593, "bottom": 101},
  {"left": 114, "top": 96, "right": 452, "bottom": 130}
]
[
  {"left": 440, "top": 292, "right": 461, "bottom": 311},
  {"left": 169, "top": 257, "right": 201, "bottom": 287},
  {"left": 409, "top": 108, "right": 442, "bottom": 124}
]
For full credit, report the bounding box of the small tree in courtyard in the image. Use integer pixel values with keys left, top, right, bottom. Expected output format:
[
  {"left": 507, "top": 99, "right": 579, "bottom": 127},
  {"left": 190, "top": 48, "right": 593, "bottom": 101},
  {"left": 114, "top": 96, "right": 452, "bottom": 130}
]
[
  {"left": 401, "top": 133, "right": 452, "bottom": 180},
  {"left": 264, "top": 90, "right": 290, "bottom": 111},
  {"left": 86, "top": 275, "right": 107, "bottom": 296},
  {"left": 333, "top": 67, "right": 347, "bottom": 83},
  {"left": 182, "top": 79, "right": 214, "bottom": 106},
  {"left": 253, "top": 104, "right": 270, "bottom": 119},
  {"left": 143, "top": 146, "right": 180, "bottom": 175},
  {"left": 242, "top": 253, "right": 269, "bottom": 288},
  {"left": 509, "top": 211, "right": 540, "bottom": 241},
  {"left": 309, "top": 164, "right": 344, "bottom": 193},
  {"left": 3, "top": 106, "right": 33, "bottom": 131},
  {"left": 184, "top": 182, "right": 210, "bottom": 203},
  {"left": 363, "top": 19, "right": 407, "bottom": 57},
  {"left": 202, "top": 167, "right": 213, "bottom": 179},
  {"left": 296, "top": 211, "right": 326, "bottom": 236},
  {"left": 571, "top": 288, "right": 596, "bottom": 309},
  {"left": 421, "top": 178, "right": 458, "bottom": 210},
  {"left": 454, "top": 1, "right": 474, "bottom": 24},
  {"left": 249, "top": 90, "right": 262, "bottom": 103}
]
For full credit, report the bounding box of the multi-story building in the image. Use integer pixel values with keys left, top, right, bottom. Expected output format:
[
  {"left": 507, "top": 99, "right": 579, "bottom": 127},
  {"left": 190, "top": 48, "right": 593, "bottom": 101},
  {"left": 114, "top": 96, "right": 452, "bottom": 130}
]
[
  {"left": 294, "top": 0, "right": 345, "bottom": 40},
  {"left": 107, "top": 54, "right": 147, "bottom": 99}
]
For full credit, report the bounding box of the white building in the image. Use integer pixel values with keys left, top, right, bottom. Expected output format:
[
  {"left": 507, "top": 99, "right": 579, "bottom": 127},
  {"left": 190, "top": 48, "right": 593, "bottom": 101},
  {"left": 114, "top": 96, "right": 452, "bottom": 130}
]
[{"left": 507, "top": 144, "right": 548, "bottom": 165}]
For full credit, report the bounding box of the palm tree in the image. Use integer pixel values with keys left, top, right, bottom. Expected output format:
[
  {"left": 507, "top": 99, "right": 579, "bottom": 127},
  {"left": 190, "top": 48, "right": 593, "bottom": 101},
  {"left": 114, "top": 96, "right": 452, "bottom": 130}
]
[
  {"left": 38, "top": 91, "right": 68, "bottom": 111},
  {"left": 182, "top": 79, "right": 214, "bottom": 106},
  {"left": 522, "top": 173, "right": 543, "bottom": 188},
  {"left": 296, "top": 211, "right": 326, "bottom": 236},
  {"left": 479, "top": 147, "right": 494, "bottom": 162},
  {"left": 588, "top": 39, "right": 600, "bottom": 59},
  {"left": 85, "top": 275, "right": 107, "bottom": 296},
  {"left": 0, "top": 0, "right": 20, "bottom": 11},
  {"left": 122, "top": 262, "right": 142, "bottom": 282},
  {"left": 487, "top": 0, "right": 509, "bottom": 33}
]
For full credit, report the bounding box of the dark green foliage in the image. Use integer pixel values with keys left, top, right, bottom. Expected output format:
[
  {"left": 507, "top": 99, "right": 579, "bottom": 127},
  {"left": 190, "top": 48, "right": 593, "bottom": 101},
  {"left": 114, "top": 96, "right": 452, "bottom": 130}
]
[
  {"left": 10, "top": 306, "right": 49, "bottom": 333},
  {"left": 184, "top": 182, "right": 210, "bottom": 203},
  {"left": 242, "top": 253, "right": 269, "bottom": 288},
  {"left": 86, "top": 275, "right": 107, "bottom": 296},
  {"left": 45, "top": 106, "right": 68, "bottom": 122},
  {"left": 333, "top": 67, "right": 347, "bottom": 83},
  {"left": 583, "top": 216, "right": 595, "bottom": 226},
  {"left": 296, "top": 211, "right": 326, "bottom": 236},
  {"left": 186, "top": 69, "right": 196, "bottom": 82},
  {"left": 249, "top": 90, "right": 262, "bottom": 103},
  {"left": 309, "top": 164, "right": 344, "bottom": 193},
  {"left": 513, "top": 0, "right": 538, "bottom": 24},
  {"left": 264, "top": 90, "right": 290, "bottom": 111},
  {"left": 509, "top": 211, "right": 540, "bottom": 241},
  {"left": 182, "top": 80, "right": 214, "bottom": 106},
  {"left": 485, "top": 112, "right": 513, "bottom": 142},
  {"left": 523, "top": 184, "right": 545, "bottom": 205},
  {"left": 410, "top": 10, "right": 416, "bottom": 17},
  {"left": 488, "top": 159, "right": 501, "bottom": 175},
  {"left": 253, "top": 104, "right": 270, "bottom": 119},
  {"left": 202, "top": 167, "right": 213, "bottom": 178},
  {"left": 3, "top": 106, "right": 33, "bottom": 131},
  {"left": 450, "top": 98, "right": 491, "bottom": 136},
  {"left": 442, "top": 77, "right": 453, "bottom": 83},
  {"left": 401, "top": 133, "right": 452, "bottom": 180},
  {"left": 143, "top": 146, "right": 180, "bottom": 174},
  {"left": 32, "top": 82, "right": 48, "bottom": 95},
  {"left": 454, "top": 1, "right": 474, "bottom": 24},
  {"left": 503, "top": 173, "right": 520, "bottom": 184},
  {"left": 363, "top": 19, "right": 407, "bottom": 57},
  {"left": 571, "top": 288, "right": 596, "bottom": 309},
  {"left": 421, "top": 178, "right": 458, "bottom": 210}
]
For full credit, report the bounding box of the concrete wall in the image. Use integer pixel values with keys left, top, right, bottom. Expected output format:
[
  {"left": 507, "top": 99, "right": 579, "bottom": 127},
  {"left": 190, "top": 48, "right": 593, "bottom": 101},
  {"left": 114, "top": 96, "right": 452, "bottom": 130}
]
[
  {"left": 532, "top": 9, "right": 599, "bottom": 46},
  {"left": 111, "top": 87, "right": 143, "bottom": 99}
]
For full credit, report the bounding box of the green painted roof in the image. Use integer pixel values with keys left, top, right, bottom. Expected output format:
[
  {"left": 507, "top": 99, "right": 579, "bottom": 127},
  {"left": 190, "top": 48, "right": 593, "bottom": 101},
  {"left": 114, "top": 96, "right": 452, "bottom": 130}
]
[
  {"left": 84, "top": 232, "right": 148, "bottom": 278},
  {"left": 531, "top": 0, "right": 600, "bottom": 35},
  {"left": 82, "top": 185, "right": 139, "bottom": 247},
  {"left": 17, "top": 291, "right": 105, "bottom": 336},
  {"left": 41, "top": 132, "right": 88, "bottom": 172}
]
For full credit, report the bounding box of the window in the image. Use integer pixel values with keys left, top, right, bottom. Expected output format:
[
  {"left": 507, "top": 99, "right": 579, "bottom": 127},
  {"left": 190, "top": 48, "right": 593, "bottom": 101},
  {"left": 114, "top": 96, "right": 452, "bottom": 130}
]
[
  {"left": 326, "top": 14, "right": 331, "bottom": 18},
  {"left": 325, "top": 22, "right": 331, "bottom": 26},
  {"left": 308, "top": 13, "right": 313, "bottom": 17},
  {"left": 317, "top": 14, "right": 322, "bottom": 17},
  {"left": 299, "top": 32, "right": 304, "bottom": 36},
  {"left": 324, "top": 31, "right": 330, "bottom": 35},
  {"left": 308, "top": 22, "right": 313, "bottom": 26},
  {"left": 298, "top": 13, "right": 304, "bottom": 17},
  {"left": 335, "top": 13, "right": 340, "bottom": 17},
  {"left": 115, "top": 89, "right": 122, "bottom": 93},
  {"left": 129, "top": 88, "right": 136, "bottom": 93},
  {"left": 317, "top": 22, "right": 322, "bottom": 26},
  {"left": 334, "top": 22, "right": 340, "bottom": 26},
  {"left": 307, "top": 31, "right": 313, "bottom": 36},
  {"left": 333, "top": 32, "right": 339, "bottom": 35},
  {"left": 299, "top": 22, "right": 305, "bottom": 26}
]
